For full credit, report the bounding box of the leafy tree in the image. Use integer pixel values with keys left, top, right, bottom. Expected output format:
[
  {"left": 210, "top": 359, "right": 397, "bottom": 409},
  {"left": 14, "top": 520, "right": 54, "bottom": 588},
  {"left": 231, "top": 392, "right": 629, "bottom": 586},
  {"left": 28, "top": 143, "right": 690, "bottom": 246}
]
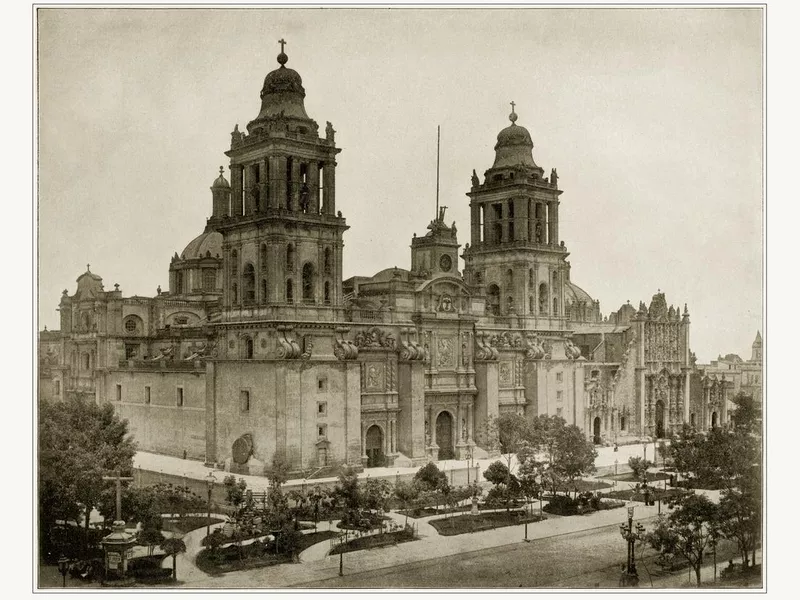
[
  {"left": 204, "top": 529, "right": 226, "bottom": 556},
  {"left": 627, "top": 456, "right": 654, "bottom": 481},
  {"left": 393, "top": 481, "right": 418, "bottom": 526},
  {"left": 729, "top": 392, "right": 761, "bottom": 436},
  {"left": 362, "top": 478, "right": 392, "bottom": 512},
  {"left": 483, "top": 461, "right": 521, "bottom": 511},
  {"left": 138, "top": 525, "right": 166, "bottom": 557},
  {"left": 38, "top": 397, "right": 136, "bottom": 556},
  {"left": 551, "top": 425, "right": 597, "bottom": 496},
  {"left": 159, "top": 536, "right": 186, "bottom": 581},
  {"left": 719, "top": 475, "right": 761, "bottom": 569},
  {"left": 645, "top": 492, "right": 721, "bottom": 587},
  {"left": 334, "top": 466, "right": 363, "bottom": 527},
  {"left": 518, "top": 457, "right": 545, "bottom": 510},
  {"left": 223, "top": 476, "right": 248, "bottom": 515},
  {"left": 413, "top": 462, "right": 448, "bottom": 492}
]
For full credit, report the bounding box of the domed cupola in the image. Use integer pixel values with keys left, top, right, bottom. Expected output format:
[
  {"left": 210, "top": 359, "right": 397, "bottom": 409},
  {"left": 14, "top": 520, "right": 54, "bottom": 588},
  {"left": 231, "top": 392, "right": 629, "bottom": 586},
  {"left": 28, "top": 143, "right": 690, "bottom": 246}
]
[
  {"left": 247, "top": 40, "right": 314, "bottom": 134},
  {"left": 492, "top": 104, "right": 541, "bottom": 170},
  {"left": 212, "top": 166, "right": 230, "bottom": 189}
]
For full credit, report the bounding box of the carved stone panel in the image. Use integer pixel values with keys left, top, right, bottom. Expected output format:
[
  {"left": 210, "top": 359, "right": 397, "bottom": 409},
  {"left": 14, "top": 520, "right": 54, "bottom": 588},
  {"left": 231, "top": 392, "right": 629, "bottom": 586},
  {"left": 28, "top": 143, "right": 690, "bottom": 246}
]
[
  {"left": 499, "top": 361, "right": 513, "bottom": 387},
  {"left": 365, "top": 362, "right": 385, "bottom": 391},
  {"left": 437, "top": 337, "right": 455, "bottom": 369}
]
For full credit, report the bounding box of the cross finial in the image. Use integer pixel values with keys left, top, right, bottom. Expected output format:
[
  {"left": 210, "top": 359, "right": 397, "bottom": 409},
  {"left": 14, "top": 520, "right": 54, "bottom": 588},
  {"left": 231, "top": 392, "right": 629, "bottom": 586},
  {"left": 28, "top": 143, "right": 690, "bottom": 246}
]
[
  {"left": 219, "top": 165, "right": 224, "bottom": 176},
  {"left": 86, "top": 263, "right": 90, "bottom": 272},
  {"left": 511, "top": 100, "right": 516, "bottom": 112},
  {"left": 509, "top": 101, "right": 518, "bottom": 123},
  {"left": 279, "top": 38, "right": 286, "bottom": 53}
]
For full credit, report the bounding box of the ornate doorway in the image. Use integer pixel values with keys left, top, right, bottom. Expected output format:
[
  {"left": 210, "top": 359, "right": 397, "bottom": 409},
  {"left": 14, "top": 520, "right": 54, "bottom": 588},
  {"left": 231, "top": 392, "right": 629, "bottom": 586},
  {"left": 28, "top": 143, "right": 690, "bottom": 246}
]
[
  {"left": 593, "top": 417, "right": 601, "bottom": 444},
  {"left": 655, "top": 400, "right": 666, "bottom": 438},
  {"left": 436, "top": 411, "right": 454, "bottom": 460},
  {"left": 365, "top": 425, "right": 385, "bottom": 468}
]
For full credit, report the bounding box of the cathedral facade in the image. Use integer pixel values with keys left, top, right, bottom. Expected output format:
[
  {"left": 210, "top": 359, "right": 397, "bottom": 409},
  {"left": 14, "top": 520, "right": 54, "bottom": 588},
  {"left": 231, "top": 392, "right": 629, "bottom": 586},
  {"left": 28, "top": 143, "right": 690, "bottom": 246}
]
[{"left": 39, "top": 46, "right": 750, "bottom": 476}]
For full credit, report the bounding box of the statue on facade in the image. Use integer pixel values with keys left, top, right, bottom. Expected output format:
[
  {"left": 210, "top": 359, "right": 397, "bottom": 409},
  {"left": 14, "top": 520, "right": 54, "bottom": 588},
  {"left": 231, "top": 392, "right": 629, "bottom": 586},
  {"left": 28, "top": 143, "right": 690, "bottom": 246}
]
[
  {"left": 325, "top": 121, "right": 336, "bottom": 141},
  {"left": 299, "top": 182, "right": 310, "bottom": 213},
  {"left": 535, "top": 221, "right": 543, "bottom": 243},
  {"left": 471, "top": 169, "right": 479, "bottom": 187},
  {"left": 551, "top": 168, "right": 559, "bottom": 187},
  {"left": 231, "top": 124, "right": 243, "bottom": 145}
]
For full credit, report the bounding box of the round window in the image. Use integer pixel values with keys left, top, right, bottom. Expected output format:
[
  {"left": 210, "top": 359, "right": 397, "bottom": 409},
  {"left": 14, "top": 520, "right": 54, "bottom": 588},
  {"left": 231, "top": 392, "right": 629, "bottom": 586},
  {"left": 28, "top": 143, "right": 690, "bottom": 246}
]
[
  {"left": 439, "top": 254, "right": 452, "bottom": 272},
  {"left": 124, "top": 319, "right": 137, "bottom": 333}
]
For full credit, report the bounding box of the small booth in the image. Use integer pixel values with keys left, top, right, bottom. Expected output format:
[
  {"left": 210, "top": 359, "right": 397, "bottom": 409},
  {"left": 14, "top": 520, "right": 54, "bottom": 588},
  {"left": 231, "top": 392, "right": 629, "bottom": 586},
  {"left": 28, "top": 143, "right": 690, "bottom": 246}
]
[{"left": 101, "top": 520, "right": 137, "bottom": 579}]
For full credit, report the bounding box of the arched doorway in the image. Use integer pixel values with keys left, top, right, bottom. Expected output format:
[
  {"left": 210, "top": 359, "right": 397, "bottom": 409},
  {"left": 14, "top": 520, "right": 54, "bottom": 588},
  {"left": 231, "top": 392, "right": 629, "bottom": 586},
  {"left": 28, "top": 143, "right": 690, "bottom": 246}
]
[
  {"left": 436, "top": 412, "right": 454, "bottom": 460},
  {"left": 593, "top": 417, "right": 601, "bottom": 444},
  {"left": 711, "top": 411, "right": 718, "bottom": 428},
  {"left": 655, "top": 400, "right": 666, "bottom": 438},
  {"left": 365, "top": 425, "right": 385, "bottom": 468}
]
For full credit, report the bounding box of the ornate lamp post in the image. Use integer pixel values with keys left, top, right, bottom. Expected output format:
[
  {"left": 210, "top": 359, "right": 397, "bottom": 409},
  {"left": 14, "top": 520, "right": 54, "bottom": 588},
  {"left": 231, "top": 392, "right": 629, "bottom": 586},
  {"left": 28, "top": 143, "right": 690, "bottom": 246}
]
[
  {"left": 466, "top": 446, "right": 473, "bottom": 485},
  {"left": 57, "top": 556, "right": 70, "bottom": 588},
  {"left": 205, "top": 471, "right": 217, "bottom": 539},
  {"left": 619, "top": 506, "right": 645, "bottom": 587}
]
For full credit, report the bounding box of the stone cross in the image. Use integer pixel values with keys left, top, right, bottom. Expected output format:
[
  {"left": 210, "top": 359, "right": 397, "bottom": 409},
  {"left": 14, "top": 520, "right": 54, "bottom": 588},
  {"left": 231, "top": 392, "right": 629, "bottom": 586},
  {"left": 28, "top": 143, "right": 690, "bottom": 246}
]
[
  {"left": 102, "top": 471, "right": 134, "bottom": 522},
  {"left": 279, "top": 38, "right": 286, "bottom": 53},
  {"left": 510, "top": 101, "right": 515, "bottom": 112}
]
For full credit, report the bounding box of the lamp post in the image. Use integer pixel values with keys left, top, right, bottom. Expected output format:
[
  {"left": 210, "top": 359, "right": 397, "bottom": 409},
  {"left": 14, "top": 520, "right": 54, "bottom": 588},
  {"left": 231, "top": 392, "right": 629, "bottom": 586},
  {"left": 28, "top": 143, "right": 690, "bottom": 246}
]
[
  {"left": 204, "top": 471, "right": 217, "bottom": 539},
  {"left": 619, "top": 506, "right": 645, "bottom": 587},
  {"left": 642, "top": 443, "right": 647, "bottom": 462},
  {"left": 466, "top": 447, "right": 473, "bottom": 485},
  {"left": 57, "top": 556, "right": 70, "bottom": 588}
]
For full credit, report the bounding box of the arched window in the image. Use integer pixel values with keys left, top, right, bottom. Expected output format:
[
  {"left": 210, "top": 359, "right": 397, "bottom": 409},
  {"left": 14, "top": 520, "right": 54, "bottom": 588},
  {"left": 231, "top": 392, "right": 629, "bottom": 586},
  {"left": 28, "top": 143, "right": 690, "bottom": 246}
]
[
  {"left": 493, "top": 222, "right": 502, "bottom": 244},
  {"left": 244, "top": 337, "right": 254, "bottom": 359},
  {"left": 553, "top": 271, "right": 559, "bottom": 286},
  {"left": 82, "top": 353, "right": 90, "bottom": 370},
  {"left": 507, "top": 296, "right": 515, "bottom": 313},
  {"left": 175, "top": 271, "right": 184, "bottom": 294},
  {"left": 302, "top": 262, "right": 315, "bottom": 303},
  {"left": 260, "top": 244, "right": 267, "bottom": 271},
  {"left": 286, "top": 244, "right": 295, "bottom": 271},
  {"left": 539, "top": 283, "right": 548, "bottom": 314},
  {"left": 231, "top": 283, "right": 238, "bottom": 304},
  {"left": 202, "top": 268, "right": 216, "bottom": 291},
  {"left": 506, "top": 269, "right": 513, "bottom": 288},
  {"left": 324, "top": 281, "right": 331, "bottom": 305},
  {"left": 286, "top": 279, "right": 293, "bottom": 303},
  {"left": 553, "top": 297, "right": 559, "bottom": 316},
  {"left": 324, "top": 247, "right": 332, "bottom": 275},
  {"left": 261, "top": 279, "right": 267, "bottom": 303},
  {"left": 231, "top": 249, "right": 238, "bottom": 277},
  {"left": 529, "top": 268, "right": 534, "bottom": 287},
  {"left": 620, "top": 416, "right": 626, "bottom": 431},
  {"left": 487, "top": 284, "right": 500, "bottom": 316},
  {"left": 529, "top": 295, "right": 534, "bottom": 313}
]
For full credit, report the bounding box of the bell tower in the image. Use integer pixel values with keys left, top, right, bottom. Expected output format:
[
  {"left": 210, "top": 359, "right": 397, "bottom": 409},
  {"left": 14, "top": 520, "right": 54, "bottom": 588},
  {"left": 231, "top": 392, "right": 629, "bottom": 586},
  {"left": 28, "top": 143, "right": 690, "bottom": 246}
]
[
  {"left": 213, "top": 41, "right": 348, "bottom": 321},
  {"left": 462, "top": 104, "right": 568, "bottom": 330}
]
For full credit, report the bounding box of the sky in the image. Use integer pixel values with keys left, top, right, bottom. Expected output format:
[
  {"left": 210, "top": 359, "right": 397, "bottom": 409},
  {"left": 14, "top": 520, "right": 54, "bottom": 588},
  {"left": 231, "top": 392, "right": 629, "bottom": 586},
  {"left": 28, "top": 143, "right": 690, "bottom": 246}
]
[{"left": 36, "top": 6, "right": 763, "bottom": 364}]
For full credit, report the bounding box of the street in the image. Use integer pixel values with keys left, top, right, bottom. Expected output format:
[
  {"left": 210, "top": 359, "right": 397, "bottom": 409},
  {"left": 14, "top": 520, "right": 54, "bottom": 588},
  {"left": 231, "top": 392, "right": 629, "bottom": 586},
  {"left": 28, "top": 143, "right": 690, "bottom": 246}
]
[{"left": 299, "top": 523, "right": 739, "bottom": 589}]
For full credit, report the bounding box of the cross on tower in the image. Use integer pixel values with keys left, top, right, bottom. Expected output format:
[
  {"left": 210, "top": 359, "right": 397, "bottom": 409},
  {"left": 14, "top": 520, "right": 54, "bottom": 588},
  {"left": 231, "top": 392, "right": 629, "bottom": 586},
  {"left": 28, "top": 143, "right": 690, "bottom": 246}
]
[
  {"left": 102, "top": 470, "right": 134, "bottom": 522},
  {"left": 86, "top": 264, "right": 90, "bottom": 272},
  {"left": 279, "top": 38, "right": 286, "bottom": 53},
  {"left": 510, "top": 101, "right": 516, "bottom": 112}
]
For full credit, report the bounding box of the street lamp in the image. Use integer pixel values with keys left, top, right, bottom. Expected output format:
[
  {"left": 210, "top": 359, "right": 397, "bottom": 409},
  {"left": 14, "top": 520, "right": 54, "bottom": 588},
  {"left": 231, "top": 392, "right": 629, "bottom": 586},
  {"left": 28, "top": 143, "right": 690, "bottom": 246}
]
[
  {"left": 204, "top": 471, "right": 217, "bottom": 539},
  {"left": 619, "top": 506, "right": 645, "bottom": 587},
  {"left": 57, "top": 556, "right": 70, "bottom": 588}
]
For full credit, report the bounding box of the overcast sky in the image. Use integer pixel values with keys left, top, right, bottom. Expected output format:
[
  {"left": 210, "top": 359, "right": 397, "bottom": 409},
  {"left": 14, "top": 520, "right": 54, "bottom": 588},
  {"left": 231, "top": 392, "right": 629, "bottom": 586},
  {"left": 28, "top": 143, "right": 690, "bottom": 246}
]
[{"left": 36, "top": 7, "right": 763, "bottom": 364}]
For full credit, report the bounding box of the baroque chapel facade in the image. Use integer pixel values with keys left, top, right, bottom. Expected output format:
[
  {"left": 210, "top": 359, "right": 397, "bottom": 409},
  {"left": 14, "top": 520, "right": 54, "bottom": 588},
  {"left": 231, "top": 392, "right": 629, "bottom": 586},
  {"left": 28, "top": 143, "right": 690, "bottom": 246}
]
[{"left": 39, "top": 46, "right": 744, "bottom": 477}]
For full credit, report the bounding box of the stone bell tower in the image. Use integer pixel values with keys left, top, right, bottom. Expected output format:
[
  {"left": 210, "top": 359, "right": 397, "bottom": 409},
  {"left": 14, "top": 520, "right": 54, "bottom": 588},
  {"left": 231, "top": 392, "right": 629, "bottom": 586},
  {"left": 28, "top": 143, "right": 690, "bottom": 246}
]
[
  {"left": 213, "top": 40, "right": 348, "bottom": 322},
  {"left": 462, "top": 103, "right": 568, "bottom": 331}
]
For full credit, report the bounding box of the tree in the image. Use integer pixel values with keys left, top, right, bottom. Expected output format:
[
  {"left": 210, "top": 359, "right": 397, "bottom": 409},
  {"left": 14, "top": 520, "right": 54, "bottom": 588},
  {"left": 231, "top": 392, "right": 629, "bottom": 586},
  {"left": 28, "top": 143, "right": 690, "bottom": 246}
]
[
  {"left": 138, "top": 525, "right": 166, "bottom": 557},
  {"left": 518, "top": 457, "right": 545, "bottom": 511},
  {"left": 393, "top": 481, "right": 418, "bottom": 526},
  {"left": 223, "top": 475, "right": 248, "bottom": 516},
  {"left": 38, "top": 397, "right": 137, "bottom": 556},
  {"left": 551, "top": 425, "right": 597, "bottom": 496},
  {"left": 483, "top": 461, "right": 521, "bottom": 511},
  {"left": 645, "top": 493, "right": 721, "bottom": 587},
  {"left": 362, "top": 478, "right": 392, "bottom": 513},
  {"left": 627, "top": 456, "right": 654, "bottom": 482},
  {"left": 334, "top": 466, "right": 363, "bottom": 527},
  {"left": 413, "top": 462, "right": 448, "bottom": 492},
  {"left": 159, "top": 536, "right": 186, "bottom": 581},
  {"left": 719, "top": 476, "right": 761, "bottom": 570}
]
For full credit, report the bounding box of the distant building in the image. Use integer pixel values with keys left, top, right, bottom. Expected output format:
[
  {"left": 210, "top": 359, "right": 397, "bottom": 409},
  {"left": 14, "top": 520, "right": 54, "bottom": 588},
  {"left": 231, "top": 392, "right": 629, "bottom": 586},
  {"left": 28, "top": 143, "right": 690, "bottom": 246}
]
[{"left": 40, "top": 44, "right": 753, "bottom": 476}]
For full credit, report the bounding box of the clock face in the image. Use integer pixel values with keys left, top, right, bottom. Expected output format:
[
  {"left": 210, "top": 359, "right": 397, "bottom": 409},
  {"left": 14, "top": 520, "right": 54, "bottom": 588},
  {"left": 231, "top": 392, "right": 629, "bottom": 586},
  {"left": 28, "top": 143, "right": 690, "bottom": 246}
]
[{"left": 439, "top": 254, "right": 452, "bottom": 272}]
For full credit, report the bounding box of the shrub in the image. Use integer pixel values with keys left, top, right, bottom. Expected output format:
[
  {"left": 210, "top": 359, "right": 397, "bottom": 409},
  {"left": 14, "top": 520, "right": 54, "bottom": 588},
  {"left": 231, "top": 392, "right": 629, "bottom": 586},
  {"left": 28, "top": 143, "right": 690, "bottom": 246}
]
[{"left": 544, "top": 494, "right": 580, "bottom": 516}]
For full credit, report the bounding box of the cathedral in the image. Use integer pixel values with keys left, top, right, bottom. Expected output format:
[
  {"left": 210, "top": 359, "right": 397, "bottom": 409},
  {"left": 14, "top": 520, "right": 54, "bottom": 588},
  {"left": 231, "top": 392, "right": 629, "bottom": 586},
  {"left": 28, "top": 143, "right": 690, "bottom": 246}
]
[{"left": 38, "top": 45, "right": 754, "bottom": 476}]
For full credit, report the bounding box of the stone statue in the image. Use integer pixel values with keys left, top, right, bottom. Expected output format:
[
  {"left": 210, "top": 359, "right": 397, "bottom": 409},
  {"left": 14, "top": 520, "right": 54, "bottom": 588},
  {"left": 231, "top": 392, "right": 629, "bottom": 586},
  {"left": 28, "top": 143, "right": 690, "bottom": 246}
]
[
  {"left": 551, "top": 168, "right": 559, "bottom": 187},
  {"left": 471, "top": 169, "right": 479, "bottom": 187},
  {"left": 535, "top": 221, "right": 543, "bottom": 243},
  {"left": 462, "top": 419, "right": 467, "bottom": 440},
  {"left": 231, "top": 124, "right": 243, "bottom": 145},
  {"left": 299, "top": 182, "right": 310, "bottom": 212},
  {"left": 325, "top": 121, "right": 335, "bottom": 141}
]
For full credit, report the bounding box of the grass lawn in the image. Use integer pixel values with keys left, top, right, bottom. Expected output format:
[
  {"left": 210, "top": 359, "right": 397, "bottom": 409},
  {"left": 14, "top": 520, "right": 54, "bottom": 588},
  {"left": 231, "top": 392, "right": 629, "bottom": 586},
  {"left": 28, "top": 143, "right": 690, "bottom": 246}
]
[
  {"left": 329, "top": 529, "right": 416, "bottom": 555},
  {"left": 551, "top": 479, "right": 613, "bottom": 494},
  {"left": 428, "top": 511, "right": 546, "bottom": 536},
  {"left": 161, "top": 516, "right": 224, "bottom": 535},
  {"left": 396, "top": 505, "right": 472, "bottom": 518},
  {"left": 607, "top": 472, "right": 670, "bottom": 483}
]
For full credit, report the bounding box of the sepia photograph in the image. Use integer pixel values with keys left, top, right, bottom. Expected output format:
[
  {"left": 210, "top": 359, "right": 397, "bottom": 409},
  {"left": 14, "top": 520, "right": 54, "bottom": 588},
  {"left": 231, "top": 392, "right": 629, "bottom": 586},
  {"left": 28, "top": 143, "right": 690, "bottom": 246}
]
[{"left": 33, "top": 3, "right": 765, "bottom": 591}]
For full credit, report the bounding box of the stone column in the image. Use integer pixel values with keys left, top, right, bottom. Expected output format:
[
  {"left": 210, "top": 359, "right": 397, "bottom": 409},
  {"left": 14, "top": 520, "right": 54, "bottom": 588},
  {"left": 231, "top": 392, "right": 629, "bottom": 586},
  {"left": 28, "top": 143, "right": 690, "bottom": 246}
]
[
  {"left": 470, "top": 203, "right": 481, "bottom": 244},
  {"left": 276, "top": 156, "right": 288, "bottom": 209},
  {"left": 550, "top": 200, "right": 559, "bottom": 245},
  {"left": 323, "top": 160, "right": 336, "bottom": 214},
  {"left": 245, "top": 164, "right": 258, "bottom": 215},
  {"left": 473, "top": 361, "right": 500, "bottom": 455},
  {"left": 231, "top": 164, "right": 243, "bottom": 216},
  {"left": 268, "top": 156, "right": 280, "bottom": 209},
  {"left": 515, "top": 197, "right": 528, "bottom": 241},
  {"left": 259, "top": 159, "right": 268, "bottom": 212},
  {"left": 308, "top": 161, "right": 320, "bottom": 214},
  {"left": 290, "top": 159, "right": 301, "bottom": 212}
]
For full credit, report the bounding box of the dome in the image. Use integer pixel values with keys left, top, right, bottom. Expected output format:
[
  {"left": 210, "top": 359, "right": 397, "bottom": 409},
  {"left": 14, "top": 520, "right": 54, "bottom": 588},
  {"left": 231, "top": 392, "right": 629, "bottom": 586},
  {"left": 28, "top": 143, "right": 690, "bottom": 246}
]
[
  {"left": 212, "top": 166, "right": 230, "bottom": 189},
  {"left": 564, "top": 281, "right": 594, "bottom": 305},
  {"left": 252, "top": 49, "right": 311, "bottom": 123},
  {"left": 492, "top": 105, "right": 538, "bottom": 169},
  {"left": 181, "top": 231, "right": 222, "bottom": 260}
]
